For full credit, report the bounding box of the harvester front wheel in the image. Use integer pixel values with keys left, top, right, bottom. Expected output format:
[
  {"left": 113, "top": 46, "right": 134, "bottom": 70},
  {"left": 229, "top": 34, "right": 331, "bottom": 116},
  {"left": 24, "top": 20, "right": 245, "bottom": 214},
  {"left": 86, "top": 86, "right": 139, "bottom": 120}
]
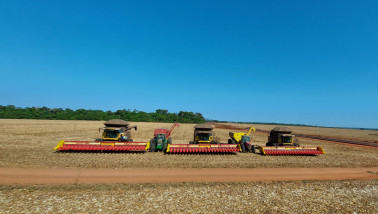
[
  {"left": 251, "top": 145, "right": 256, "bottom": 153},
  {"left": 167, "top": 138, "right": 172, "bottom": 145}
]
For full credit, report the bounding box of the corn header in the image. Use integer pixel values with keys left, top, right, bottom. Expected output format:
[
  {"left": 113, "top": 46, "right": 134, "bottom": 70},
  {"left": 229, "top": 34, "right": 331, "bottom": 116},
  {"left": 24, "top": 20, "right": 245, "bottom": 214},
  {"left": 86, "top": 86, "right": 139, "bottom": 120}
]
[
  {"left": 259, "top": 127, "right": 325, "bottom": 155},
  {"left": 166, "top": 124, "right": 239, "bottom": 154},
  {"left": 54, "top": 119, "right": 148, "bottom": 152}
]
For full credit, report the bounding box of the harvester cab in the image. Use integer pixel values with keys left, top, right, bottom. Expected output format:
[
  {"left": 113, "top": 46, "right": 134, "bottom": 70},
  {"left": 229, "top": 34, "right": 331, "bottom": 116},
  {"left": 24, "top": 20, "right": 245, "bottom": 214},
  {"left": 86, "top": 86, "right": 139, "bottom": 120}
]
[
  {"left": 166, "top": 124, "right": 239, "bottom": 154},
  {"left": 149, "top": 122, "right": 179, "bottom": 152},
  {"left": 259, "top": 127, "right": 325, "bottom": 155},
  {"left": 191, "top": 124, "right": 217, "bottom": 144},
  {"left": 100, "top": 119, "right": 137, "bottom": 142},
  {"left": 228, "top": 126, "right": 256, "bottom": 153},
  {"left": 279, "top": 134, "right": 297, "bottom": 145},
  {"left": 266, "top": 127, "right": 298, "bottom": 147}
]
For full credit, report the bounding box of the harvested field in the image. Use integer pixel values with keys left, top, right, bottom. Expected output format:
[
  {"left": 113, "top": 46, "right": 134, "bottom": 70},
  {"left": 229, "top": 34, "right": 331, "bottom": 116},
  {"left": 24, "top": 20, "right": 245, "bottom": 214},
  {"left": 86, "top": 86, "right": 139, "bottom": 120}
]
[
  {"left": 0, "top": 119, "right": 377, "bottom": 169},
  {"left": 1, "top": 119, "right": 377, "bottom": 213},
  {"left": 1, "top": 180, "right": 377, "bottom": 213},
  {"left": 217, "top": 123, "right": 378, "bottom": 143}
]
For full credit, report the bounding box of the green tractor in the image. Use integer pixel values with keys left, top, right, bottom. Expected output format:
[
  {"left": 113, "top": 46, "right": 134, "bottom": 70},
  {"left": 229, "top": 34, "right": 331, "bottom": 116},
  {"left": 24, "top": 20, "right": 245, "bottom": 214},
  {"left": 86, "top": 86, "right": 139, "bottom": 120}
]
[{"left": 149, "top": 122, "right": 179, "bottom": 152}]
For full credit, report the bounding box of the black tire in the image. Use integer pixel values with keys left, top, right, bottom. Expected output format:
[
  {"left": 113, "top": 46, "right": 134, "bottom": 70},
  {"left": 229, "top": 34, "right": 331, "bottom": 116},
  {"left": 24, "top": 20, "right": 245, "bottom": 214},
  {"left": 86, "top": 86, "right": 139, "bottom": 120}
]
[
  {"left": 162, "top": 142, "right": 167, "bottom": 153},
  {"left": 245, "top": 143, "right": 252, "bottom": 152},
  {"left": 189, "top": 141, "right": 194, "bottom": 144},
  {"left": 228, "top": 139, "right": 232, "bottom": 144},
  {"left": 167, "top": 138, "right": 172, "bottom": 144},
  {"left": 150, "top": 139, "right": 156, "bottom": 152},
  {"left": 294, "top": 143, "right": 300, "bottom": 147},
  {"left": 240, "top": 143, "right": 245, "bottom": 153},
  {"left": 251, "top": 145, "right": 256, "bottom": 153}
]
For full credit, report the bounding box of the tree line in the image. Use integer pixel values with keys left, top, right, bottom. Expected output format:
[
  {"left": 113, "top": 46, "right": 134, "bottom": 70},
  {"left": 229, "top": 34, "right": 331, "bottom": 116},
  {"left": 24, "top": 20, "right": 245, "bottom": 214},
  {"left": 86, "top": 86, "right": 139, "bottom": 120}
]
[{"left": 0, "top": 105, "right": 206, "bottom": 124}]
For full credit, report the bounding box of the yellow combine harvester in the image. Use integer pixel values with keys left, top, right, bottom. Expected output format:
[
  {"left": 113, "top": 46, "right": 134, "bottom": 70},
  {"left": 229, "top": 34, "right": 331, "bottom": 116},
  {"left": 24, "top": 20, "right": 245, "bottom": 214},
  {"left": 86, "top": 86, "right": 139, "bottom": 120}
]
[
  {"left": 166, "top": 124, "right": 239, "bottom": 153},
  {"left": 228, "top": 126, "right": 256, "bottom": 153},
  {"left": 259, "top": 127, "right": 325, "bottom": 155},
  {"left": 54, "top": 119, "right": 148, "bottom": 152}
]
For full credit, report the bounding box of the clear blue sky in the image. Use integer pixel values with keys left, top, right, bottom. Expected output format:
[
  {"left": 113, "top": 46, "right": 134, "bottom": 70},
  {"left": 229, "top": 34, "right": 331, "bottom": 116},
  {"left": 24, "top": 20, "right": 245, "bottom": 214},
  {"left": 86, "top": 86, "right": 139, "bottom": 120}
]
[{"left": 0, "top": 0, "right": 377, "bottom": 128}]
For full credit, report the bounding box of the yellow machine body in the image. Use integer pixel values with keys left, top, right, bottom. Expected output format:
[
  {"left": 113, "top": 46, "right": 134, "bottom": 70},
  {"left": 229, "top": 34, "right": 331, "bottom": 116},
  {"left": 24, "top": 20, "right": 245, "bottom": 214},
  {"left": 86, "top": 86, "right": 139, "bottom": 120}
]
[
  {"left": 277, "top": 134, "right": 295, "bottom": 145},
  {"left": 194, "top": 134, "right": 214, "bottom": 143},
  {"left": 101, "top": 127, "right": 124, "bottom": 141}
]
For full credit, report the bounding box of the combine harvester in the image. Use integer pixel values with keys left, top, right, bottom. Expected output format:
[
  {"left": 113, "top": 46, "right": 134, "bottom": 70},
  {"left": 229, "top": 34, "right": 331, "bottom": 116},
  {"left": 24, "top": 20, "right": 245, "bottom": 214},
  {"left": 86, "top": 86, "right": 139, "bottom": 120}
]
[
  {"left": 228, "top": 126, "right": 256, "bottom": 153},
  {"left": 54, "top": 119, "right": 148, "bottom": 152},
  {"left": 149, "top": 122, "right": 179, "bottom": 152},
  {"left": 259, "top": 127, "right": 325, "bottom": 155},
  {"left": 166, "top": 124, "right": 239, "bottom": 154}
]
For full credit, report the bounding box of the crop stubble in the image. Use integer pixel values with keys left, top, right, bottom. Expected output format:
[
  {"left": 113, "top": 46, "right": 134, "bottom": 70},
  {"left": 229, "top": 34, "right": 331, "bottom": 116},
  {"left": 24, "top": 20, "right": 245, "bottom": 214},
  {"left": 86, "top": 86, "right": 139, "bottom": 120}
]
[
  {"left": 0, "top": 180, "right": 377, "bottom": 213},
  {"left": 0, "top": 119, "right": 377, "bottom": 169},
  {"left": 0, "top": 119, "right": 377, "bottom": 213}
]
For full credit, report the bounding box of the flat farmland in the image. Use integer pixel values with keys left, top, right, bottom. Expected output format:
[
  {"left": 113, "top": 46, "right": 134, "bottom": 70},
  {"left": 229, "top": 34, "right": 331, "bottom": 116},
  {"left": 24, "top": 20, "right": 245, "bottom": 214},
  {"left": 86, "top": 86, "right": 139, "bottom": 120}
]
[
  {"left": 1, "top": 180, "right": 377, "bottom": 213},
  {"left": 0, "top": 119, "right": 377, "bottom": 169},
  {"left": 0, "top": 119, "right": 377, "bottom": 213}
]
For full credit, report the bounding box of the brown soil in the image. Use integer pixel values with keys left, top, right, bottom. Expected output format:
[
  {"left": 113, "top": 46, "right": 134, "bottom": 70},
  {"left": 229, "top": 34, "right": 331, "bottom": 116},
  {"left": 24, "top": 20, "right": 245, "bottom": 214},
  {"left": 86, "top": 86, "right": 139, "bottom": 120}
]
[{"left": 1, "top": 167, "right": 377, "bottom": 185}]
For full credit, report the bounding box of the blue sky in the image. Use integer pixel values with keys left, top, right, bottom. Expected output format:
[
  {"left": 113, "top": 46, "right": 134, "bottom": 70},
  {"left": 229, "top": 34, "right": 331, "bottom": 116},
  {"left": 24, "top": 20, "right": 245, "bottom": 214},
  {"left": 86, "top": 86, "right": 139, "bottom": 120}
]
[{"left": 0, "top": 0, "right": 377, "bottom": 128}]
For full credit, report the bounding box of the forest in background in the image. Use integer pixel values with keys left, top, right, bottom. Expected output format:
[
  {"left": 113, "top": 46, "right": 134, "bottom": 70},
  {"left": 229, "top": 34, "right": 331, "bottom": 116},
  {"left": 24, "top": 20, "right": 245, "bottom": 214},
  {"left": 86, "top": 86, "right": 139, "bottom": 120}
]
[{"left": 0, "top": 105, "right": 206, "bottom": 124}]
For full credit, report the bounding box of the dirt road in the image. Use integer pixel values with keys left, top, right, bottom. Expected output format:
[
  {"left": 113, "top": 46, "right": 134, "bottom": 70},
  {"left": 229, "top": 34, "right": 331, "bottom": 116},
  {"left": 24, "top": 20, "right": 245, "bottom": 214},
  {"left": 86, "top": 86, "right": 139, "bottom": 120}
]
[{"left": 0, "top": 167, "right": 377, "bottom": 185}]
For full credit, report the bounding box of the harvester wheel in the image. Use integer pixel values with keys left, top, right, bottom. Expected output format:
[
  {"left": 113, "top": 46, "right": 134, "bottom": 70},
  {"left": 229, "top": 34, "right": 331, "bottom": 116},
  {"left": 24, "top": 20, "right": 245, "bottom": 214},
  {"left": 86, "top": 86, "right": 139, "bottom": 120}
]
[
  {"left": 228, "top": 139, "right": 232, "bottom": 144},
  {"left": 293, "top": 143, "right": 300, "bottom": 147},
  {"left": 150, "top": 139, "right": 156, "bottom": 152},
  {"left": 251, "top": 145, "right": 256, "bottom": 153},
  {"left": 189, "top": 141, "right": 194, "bottom": 144},
  {"left": 167, "top": 138, "right": 172, "bottom": 144}
]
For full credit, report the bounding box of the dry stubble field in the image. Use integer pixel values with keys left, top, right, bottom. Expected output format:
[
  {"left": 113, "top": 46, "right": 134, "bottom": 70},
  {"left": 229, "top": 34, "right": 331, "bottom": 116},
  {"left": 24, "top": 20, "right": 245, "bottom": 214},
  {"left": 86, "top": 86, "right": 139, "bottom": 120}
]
[
  {"left": 228, "top": 122, "right": 378, "bottom": 143},
  {"left": 0, "top": 119, "right": 377, "bottom": 169},
  {"left": 0, "top": 119, "right": 377, "bottom": 213},
  {"left": 1, "top": 180, "right": 377, "bottom": 213}
]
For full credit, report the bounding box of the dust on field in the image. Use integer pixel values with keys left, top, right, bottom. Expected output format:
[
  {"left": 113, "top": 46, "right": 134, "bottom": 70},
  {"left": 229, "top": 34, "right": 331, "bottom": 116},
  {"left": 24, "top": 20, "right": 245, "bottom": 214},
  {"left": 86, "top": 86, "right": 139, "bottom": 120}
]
[
  {"left": 0, "top": 119, "right": 377, "bottom": 168},
  {"left": 0, "top": 180, "right": 376, "bottom": 213}
]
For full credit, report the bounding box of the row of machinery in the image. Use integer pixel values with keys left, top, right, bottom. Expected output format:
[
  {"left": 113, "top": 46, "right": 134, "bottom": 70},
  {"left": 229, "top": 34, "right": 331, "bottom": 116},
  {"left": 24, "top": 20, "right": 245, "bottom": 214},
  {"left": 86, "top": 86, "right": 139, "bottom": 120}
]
[{"left": 54, "top": 119, "right": 325, "bottom": 155}]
